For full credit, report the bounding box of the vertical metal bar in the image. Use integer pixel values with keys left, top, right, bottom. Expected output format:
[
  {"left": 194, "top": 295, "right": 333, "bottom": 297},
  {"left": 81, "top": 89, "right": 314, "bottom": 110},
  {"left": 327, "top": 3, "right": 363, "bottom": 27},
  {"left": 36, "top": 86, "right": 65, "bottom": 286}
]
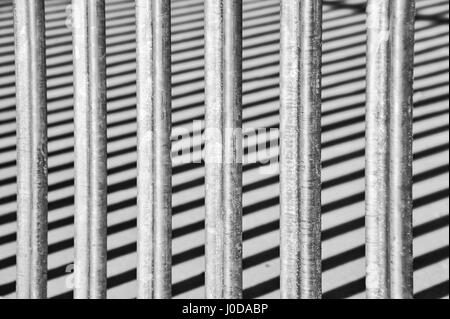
[
  {"left": 135, "top": 0, "right": 154, "bottom": 300},
  {"left": 365, "top": 0, "right": 390, "bottom": 299},
  {"left": 152, "top": 0, "right": 172, "bottom": 299},
  {"left": 204, "top": 0, "right": 225, "bottom": 298},
  {"left": 366, "top": 0, "right": 416, "bottom": 299},
  {"left": 223, "top": 0, "right": 243, "bottom": 299},
  {"left": 136, "top": 0, "right": 172, "bottom": 299},
  {"left": 280, "top": 0, "right": 322, "bottom": 299},
  {"left": 280, "top": 0, "right": 301, "bottom": 298},
  {"left": 298, "top": 0, "right": 322, "bottom": 299},
  {"left": 389, "top": 0, "right": 415, "bottom": 299},
  {"left": 13, "top": 0, "right": 48, "bottom": 299},
  {"left": 72, "top": 0, "right": 107, "bottom": 299},
  {"left": 205, "top": 0, "right": 243, "bottom": 299}
]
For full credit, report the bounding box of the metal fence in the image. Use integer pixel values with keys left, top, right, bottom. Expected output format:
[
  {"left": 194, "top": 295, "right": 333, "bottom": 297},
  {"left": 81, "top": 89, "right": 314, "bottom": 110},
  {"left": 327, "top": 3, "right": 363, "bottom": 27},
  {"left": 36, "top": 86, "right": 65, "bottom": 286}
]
[{"left": 11, "top": 0, "right": 415, "bottom": 299}]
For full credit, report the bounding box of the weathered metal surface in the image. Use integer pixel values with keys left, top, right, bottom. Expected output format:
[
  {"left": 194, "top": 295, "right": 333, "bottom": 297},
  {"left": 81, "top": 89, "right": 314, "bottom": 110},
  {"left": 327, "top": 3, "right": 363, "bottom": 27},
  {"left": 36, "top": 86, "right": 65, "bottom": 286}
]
[
  {"left": 13, "top": 0, "right": 48, "bottom": 299},
  {"left": 72, "top": 0, "right": 108, "bottom": 299},
  {"left": 389, "top": 0, "right": 415, "bottom": 299},
  {"left": 365, "top": 0, "right": 391, "bottom": 299},
  {"left": 365, "top": 0, "right": 416, "bottom": 299},
  {"left": 6, "top": 0, "right": 420, "bottom": 300},
  {"left": 204, "top": 0, "right": 243, "bottom": 299},
  {"left": 135, "top": 0, "right": 172, "bottom": 299},
  {"left": 280, "top": 0, "right": 323, "bottom": 299}
]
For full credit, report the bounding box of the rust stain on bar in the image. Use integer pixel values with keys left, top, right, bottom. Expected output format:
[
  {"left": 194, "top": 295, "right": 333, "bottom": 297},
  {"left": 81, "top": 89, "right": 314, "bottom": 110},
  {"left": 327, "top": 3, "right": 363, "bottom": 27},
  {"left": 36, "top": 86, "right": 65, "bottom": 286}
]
[
  {"left": 280, "top": 0, "right": 323, "bottom": 299},
  {"left": 204, "top": 0, "right": 243, "bottom": 299},
  {"left": 72, "top": 0, "right": 108, "bottom": 299},
  {"left": 136, "top": 0, "right": 172, "bottom": 299},
  {"left": 13, "top": 0, "right": 48, "bottom": 299}
]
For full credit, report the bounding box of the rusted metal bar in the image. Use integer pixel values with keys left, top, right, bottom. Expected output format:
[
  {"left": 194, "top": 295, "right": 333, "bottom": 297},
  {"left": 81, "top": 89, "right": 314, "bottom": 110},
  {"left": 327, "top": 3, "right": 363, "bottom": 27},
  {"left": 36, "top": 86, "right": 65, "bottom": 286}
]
[
  {"left": 389, "top": 0, "right": 415, "bottom": 299},
  {"left": 204, "top": 0, "right": 243, "bottom": 299},
  {"left": 135, "top": 0, "right": 172, "bottom": 299},
  {"left": 365, "top": 0, "right": 391, "bottom": 300},
  {"left": 366, "top": 0, "right": 416, "bottom": 299},
  {"left": 13, "top": 0, "right": 48, "bottom": 299},
  {"left": 280, "top": 0, "right": 323, "bottom": 299},
  {"left": 72, "top": 0, "right": 108, "bottom": 299}
]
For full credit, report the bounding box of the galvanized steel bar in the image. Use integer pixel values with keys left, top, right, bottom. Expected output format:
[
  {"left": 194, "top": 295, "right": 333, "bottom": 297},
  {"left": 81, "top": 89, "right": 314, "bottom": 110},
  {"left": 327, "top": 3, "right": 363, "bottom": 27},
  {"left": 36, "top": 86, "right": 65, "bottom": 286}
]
[
  {"left": 223, "top": 0, "right": 243, "bottom": 299},
  {"left": 280, "top": 0, "right": 322, "bottom": 299},
  {"left": 13, "top": 0, "right": 48, "bottom": 299},
  {"left": 365, "top": 0, "right": 391, "bottom": 299},
  {"left": 204, "top": 0, "right": 243, "bottom": 299},
  {"left": 280, "top": 0, "right": 301, "bottom": 298},
  {"left": 72, "top": 0, "right": 108, "bottom": 299},
  {"left": 135, "top": 0, "right": 172, "bottom": 299},
  {"left": 389, "top": 0, "right": 415, "bottom": 299},
  {"left": 136, "top": 0, "right": 154, "bottom": 299},
  {"left": 366, "top": 0, "right": 416, "bottom": 299}
]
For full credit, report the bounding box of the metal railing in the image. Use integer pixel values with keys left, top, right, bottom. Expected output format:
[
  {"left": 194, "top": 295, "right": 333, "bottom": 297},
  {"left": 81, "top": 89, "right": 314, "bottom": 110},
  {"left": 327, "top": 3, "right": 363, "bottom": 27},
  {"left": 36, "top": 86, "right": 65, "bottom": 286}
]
[{"left": 11, "top": 0, "right": 416, "bottom": 299}]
